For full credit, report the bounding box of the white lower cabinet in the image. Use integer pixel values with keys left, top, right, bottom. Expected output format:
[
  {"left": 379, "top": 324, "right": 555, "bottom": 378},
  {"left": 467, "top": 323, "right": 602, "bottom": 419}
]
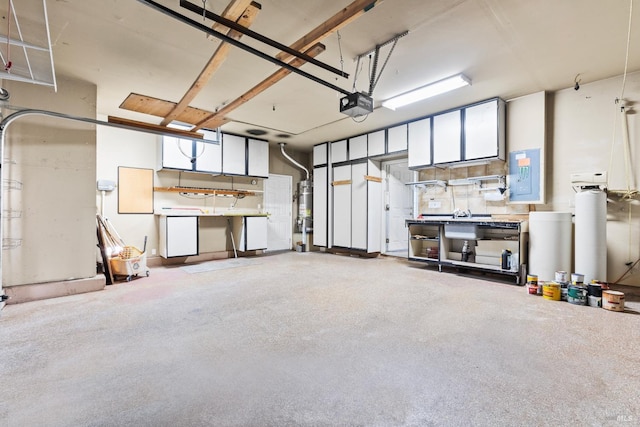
[
  {"left": 159, "top": 216, "right": 199, "bottom": 258},
  {"left": 331, "top": 160, "right": 382, "bottom": 253},
  {"left": 232, "top": 216, "right": 268, "bottom": 251}
]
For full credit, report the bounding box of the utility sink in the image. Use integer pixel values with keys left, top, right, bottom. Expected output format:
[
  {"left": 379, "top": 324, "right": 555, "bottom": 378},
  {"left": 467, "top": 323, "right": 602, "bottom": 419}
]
[{"left": 444, "top": 223, "right": 483, "bottom": 240}]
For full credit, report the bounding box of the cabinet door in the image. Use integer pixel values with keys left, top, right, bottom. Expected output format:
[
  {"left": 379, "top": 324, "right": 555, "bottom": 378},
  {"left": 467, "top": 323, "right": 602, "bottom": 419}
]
[
  {"left": 332, "top": 164, "right": 351, "bottom": 248},
  {"left": 433, "top": 110, "right": 462, "bottom": 164},
  {"left": 161, "top": 216, "right": 198, "bottom": 258},
  {"left": 367, "top": 130, "right": 386, "bottom": 157},
  {"left": 387, "top": 124, "right": 408, "bottom": 153},
  {"left": 245, "top": 216, "right": 268, "bottom": 250},
  {"left": 367, "top": 160, "right": 382, "bottom": 253},
  {"left": 313, "top": 166, "right": 328, "bottom": 247},
  {"left": 464, "top": 99, "right": 499, "bottom": 160},
  {"left": 161, "top": 136, "right": 194, "bottom": 170},
  {"left": 349, "top": 135, "right": 368, "bottom": 160},
  {"left": 222, "top": 134, "right": 247, "bottom": 175},
  {"left": 331, "top": 139, "right": 348, "bottom": 163},
  {"left": 351, "top": 162, "right": 368, "bottom": 250},
  {"left": 194, "top": 140, "right": 222, "bottom": 173},
  {"left": 247, "top": 138, "right": 269, "bottom": 177},
  {"left": 313, "top": 143, "right": 327, "bottom": 166},
  {"left": 408, "top": 118, "right": 432, "bottom": 169}
]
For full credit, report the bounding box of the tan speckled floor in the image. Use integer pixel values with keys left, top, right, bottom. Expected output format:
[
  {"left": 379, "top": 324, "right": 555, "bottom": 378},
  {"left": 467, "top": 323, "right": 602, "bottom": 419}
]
[{"left": 1, "top": 251, "right": 639, "bottom": 426}]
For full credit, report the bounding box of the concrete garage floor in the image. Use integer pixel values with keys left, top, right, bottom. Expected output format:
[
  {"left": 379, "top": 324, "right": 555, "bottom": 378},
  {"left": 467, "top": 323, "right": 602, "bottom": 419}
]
[{"left": 1, "top": 251, "right": 639, "bottom": 427}]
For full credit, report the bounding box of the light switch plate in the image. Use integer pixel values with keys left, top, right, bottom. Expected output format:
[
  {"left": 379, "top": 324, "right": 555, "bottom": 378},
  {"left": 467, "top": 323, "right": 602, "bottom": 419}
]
[{"left": 428, "top": 201, "right": 441, "bottom": 209}]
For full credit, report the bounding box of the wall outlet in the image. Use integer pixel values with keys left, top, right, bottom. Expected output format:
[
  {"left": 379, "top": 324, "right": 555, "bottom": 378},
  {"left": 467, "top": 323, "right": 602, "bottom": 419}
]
[
  {"left": 151, "top": 248, "right": 157, "bottom": 255},
  {"left": 428, "top": 201, "right": 442, "bottom": 209}
]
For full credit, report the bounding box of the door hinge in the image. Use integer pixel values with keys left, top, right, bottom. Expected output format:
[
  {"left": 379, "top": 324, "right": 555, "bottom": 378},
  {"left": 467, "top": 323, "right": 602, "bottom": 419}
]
[{"left": 386, "top": 238, "right": 390, "bottom": 243}]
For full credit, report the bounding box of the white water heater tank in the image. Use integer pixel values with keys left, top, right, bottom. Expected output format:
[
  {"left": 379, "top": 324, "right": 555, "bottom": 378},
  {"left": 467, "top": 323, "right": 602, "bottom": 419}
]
[{"left": 574, "top": 189, "right": 607, "bottom": 284}]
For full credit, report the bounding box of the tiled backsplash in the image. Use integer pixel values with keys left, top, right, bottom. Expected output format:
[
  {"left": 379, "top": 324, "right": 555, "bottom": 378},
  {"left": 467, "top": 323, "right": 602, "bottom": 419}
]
[{"left": 416, "top": 161, "right": 530, "bottom": 216}]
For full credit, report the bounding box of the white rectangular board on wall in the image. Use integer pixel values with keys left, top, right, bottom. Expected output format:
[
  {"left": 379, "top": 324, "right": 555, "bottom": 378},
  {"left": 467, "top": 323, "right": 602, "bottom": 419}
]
[{"left": 387, "top": 124, "right": 408, "bottom": 153}]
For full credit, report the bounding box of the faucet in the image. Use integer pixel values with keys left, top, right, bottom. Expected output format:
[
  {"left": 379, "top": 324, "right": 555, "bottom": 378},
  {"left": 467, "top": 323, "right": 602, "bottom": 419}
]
[{"left": 453, "top": 209, "right": 472, "bottom": 219}]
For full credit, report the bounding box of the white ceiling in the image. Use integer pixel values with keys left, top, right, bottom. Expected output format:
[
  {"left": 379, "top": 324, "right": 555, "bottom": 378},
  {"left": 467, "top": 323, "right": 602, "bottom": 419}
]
[{"left": 4, "top": 0, "right": 640, "bottom": 150}]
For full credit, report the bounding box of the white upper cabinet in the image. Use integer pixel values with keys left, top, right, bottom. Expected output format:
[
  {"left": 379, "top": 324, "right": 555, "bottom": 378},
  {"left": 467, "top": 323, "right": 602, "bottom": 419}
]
[
  {"left": 408, "top": 118, "right": 431, "bottom": 169},
  {"left": 160, "top": 136, "right": 194, "bottom": 170},
  {"left": 331, "top": 139, "right": 348, "bottom": 163},
  {"left": 433, "top": 110, "right": 462, "bottom": 164},
  {"left": 193, "top": 129, "right": 222, "bottom": 173},
  {"left": 222, "top": 134, "right": 247, "bottom": 175},
  {"left": 367, "top": 130, "right": 386, "bottom": 157},
  {"left": 349, "top": 135, "right": 368, "bottom": 160},
  {"left": 313, "top": 143, "right": 328, "bottom": 166},
  {"left": 464, "top": 99, "right": 500, "bottom": 160},
  {"left": 387, "top": 124, "right": 408, "bottom": 153},
  {"left": 247, "top": 138, "right": 269, "bottom": 177}
]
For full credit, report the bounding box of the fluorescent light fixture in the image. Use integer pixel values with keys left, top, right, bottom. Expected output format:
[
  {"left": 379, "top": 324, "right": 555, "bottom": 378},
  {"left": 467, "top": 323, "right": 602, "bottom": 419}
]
[{"left": 382, "top": 73, "right": 471, "bottom": 110}]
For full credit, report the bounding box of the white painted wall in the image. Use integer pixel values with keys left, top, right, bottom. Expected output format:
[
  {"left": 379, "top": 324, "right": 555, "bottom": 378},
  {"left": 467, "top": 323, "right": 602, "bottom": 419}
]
[
  {"left": 548, "top": 72, "right": 639, "bottom": 285},
  {"left": 2, "top": 76, "right": 97, "bottom": 286}
]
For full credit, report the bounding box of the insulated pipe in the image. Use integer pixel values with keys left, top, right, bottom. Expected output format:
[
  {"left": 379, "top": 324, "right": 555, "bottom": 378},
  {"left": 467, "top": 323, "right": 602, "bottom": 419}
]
[{"left": 279, "top": 143, "right": 309, "bottom": 180}]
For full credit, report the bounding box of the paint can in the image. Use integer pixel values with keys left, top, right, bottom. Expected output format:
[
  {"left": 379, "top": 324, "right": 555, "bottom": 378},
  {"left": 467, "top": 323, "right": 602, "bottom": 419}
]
[
  {"left": 561, "top": 286, "right": 568, "bottom": 301},
  {"left": 571, "top": 273, "right": 584, "bottom": 284},
  {"left": 537, "top": 281, "right": 543, "bottom": 295},
  {"left": 591, "top": 280, "right": 610, "bottom": 290},
  {"left": 602, "top": 290, "right": 625, "bottom": 312},
  {"left": 555, "top": 271, "right": 568, "bottom": 282},
  {"left": 587, "top": 283, "right": 603, "bottom": 297},
  {"left": 567, "top": 285, "right": 587, "bottom": 305},
  {"left": 542, "top": 282, "right": 561, "bottom": 301},
  {"left": 588, "top": 295, "right": 602, "bottom": 308},
  {"left": 526, "top": 274, "right": 539, "bottom": 295}
]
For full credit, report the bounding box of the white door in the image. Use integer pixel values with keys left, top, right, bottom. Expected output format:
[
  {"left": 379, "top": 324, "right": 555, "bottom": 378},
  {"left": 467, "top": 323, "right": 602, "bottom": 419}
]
[
  {"left": 264, "top": 174, "right": 292, "bottom": 251},
  {"left": 384, "top": 160, "right": 415, "bottom": 253}
]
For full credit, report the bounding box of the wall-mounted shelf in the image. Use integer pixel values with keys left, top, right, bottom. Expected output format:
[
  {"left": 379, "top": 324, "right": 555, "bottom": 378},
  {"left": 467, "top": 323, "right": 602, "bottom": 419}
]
[
  {"left": 448, "top": 175, "right": 505, "bottom": 187},
  {"left": 154, "top": 186, "right": 257, "bottom": 197},
  {"left": 406, "top": 180, "right": 447, "bottom": 190}
]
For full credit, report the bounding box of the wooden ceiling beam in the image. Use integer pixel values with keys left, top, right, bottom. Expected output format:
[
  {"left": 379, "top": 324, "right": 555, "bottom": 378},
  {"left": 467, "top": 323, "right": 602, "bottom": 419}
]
[
  {"left": 159, "top": 0, "right": 261, "bottom": 126},
  {"left": 275, "top": 0, "right": 385, "bottom": 63},
  {"left": 192, "top": 0, "right": 384, "bottom": 130},
  {"left": 193, "top": 43, "right": 326, "bottom": 131},
  {"left": 107, "top": 116, "right": 204, "bottom": 139}
]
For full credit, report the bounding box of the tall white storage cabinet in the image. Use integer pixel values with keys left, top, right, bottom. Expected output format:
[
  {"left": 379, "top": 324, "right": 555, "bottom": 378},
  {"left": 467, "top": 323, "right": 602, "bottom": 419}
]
[
  {"left": 313, "top": 166, "right": 328, "bottom": 247},
  {"left": 332, "top": 164, "right": 352, "bottom": 248},
  {"left": 332, "top": 161, "right": 382, "bottom": 253}
]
